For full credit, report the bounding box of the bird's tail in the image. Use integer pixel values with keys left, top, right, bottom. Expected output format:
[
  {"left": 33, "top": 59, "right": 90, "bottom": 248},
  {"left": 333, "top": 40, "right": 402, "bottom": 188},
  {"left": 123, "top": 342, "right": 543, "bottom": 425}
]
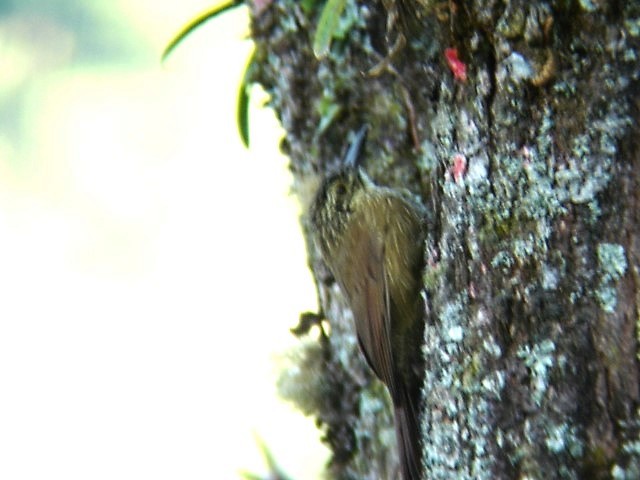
[{"left": 394, "top": 387, "right": 421, "bottom": 480}]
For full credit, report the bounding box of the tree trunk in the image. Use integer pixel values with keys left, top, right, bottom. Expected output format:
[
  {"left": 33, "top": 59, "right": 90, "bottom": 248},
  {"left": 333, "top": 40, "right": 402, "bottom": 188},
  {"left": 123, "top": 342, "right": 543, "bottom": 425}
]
[{"left": 250, "top": 1, "right": 640, "bottom": 478}]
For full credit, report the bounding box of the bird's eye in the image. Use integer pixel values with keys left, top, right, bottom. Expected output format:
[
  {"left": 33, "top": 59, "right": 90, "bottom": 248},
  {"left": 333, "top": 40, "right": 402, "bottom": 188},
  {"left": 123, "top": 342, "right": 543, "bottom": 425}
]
[{"left": 334, "top": 181, "right": 347, "bottom": 197}]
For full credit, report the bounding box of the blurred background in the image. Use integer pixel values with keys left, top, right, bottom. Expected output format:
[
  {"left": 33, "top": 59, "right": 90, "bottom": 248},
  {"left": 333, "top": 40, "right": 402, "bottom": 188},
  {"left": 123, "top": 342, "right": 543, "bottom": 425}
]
[{"left": 0, "top": 0, "right": 327, "bottom": 478}]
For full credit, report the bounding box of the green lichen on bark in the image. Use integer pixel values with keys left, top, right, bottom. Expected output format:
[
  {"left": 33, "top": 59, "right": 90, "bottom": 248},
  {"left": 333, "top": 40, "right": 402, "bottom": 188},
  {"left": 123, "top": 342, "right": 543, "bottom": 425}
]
[{"left": 249, "top": 0, "right": 640, "bottom": 478}]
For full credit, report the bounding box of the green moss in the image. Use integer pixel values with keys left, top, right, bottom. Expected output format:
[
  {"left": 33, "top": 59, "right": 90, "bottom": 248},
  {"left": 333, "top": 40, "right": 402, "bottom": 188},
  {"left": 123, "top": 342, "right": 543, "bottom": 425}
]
[
  {"left": 496, "top": 7, "right": 526, "bottom": 39},
  {"left": 423, "top": 262, "right": 445, "bottom": 290},
  {"left": 315, "top": 95, "right": 342, "bottom": 136}
]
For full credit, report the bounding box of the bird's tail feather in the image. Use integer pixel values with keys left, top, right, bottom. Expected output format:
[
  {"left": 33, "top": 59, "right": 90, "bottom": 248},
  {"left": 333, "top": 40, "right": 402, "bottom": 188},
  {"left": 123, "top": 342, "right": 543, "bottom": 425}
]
[{"left": 394, "top": 388, "right": 421, "bottom": 480}]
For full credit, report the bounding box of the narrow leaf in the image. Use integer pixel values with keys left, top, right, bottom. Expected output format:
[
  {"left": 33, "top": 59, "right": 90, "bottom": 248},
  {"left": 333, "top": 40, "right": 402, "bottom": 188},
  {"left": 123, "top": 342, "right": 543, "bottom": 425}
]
[
  {"left": 237, "top": 50, "right": 255, "bottom": 148},
  {"left": 313, "top": 0, "right": 348, "bottom": 59},
  {"left": 256, "top": 436, "right": 294, "bottom": 480},
  {"left": 238, "top": 473, "right": 262, "bottom": 480},
  {"left": 239, "top": 435, "right": 294, "bottom": 480},
  {"left": 161, "top": 0, "right": 244, "bottom": 61}
]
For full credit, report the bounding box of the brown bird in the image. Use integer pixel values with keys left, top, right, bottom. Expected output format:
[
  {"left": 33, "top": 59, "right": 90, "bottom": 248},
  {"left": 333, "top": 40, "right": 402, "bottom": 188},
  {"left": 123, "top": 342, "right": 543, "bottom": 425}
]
[{"left": 310, "top": 127, "right": 425, "bottom": 479}]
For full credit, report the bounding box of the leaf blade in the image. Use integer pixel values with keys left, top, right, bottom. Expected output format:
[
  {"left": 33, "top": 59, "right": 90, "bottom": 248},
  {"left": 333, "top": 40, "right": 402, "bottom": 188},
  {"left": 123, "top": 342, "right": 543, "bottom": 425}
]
[
  {"left": 312, "top": 0, "right": 348, "bottom": 59},
  {"left": 237, "top": 50, "right": 255, "bottom": 148},
  {"left": 161, "top": 0, "right": 244, "bottom": 61}
]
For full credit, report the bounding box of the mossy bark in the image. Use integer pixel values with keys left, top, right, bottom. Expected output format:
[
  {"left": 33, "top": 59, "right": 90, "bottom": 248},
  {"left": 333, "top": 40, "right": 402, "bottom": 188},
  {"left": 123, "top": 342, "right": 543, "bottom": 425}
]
[{"left": 251, "top": 1, "right": 640, "bottom": 478}]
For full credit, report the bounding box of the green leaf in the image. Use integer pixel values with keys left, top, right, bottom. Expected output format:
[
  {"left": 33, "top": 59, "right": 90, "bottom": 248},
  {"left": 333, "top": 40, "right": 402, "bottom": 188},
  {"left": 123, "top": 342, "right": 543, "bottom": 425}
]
[
  {"left": 239, "top": 435, "right": 294, "bottom": 480},
  {"left": 161, "top": 0, "right": 244, "bottom": 61},
  {"left": 238, "top": 473, "right": 262, "bottom": 480},
  {"left": 300, "top": 0, "right": 318, "bottom": 14},
  {"left": 316, "top": 102, "right": 341, "bottom": 135},
  {"left": 237, "top": 50, "right": 255, "bottom": 148},
  {"left": 312, "top": 0, "right": 348, "bottom": 59}
]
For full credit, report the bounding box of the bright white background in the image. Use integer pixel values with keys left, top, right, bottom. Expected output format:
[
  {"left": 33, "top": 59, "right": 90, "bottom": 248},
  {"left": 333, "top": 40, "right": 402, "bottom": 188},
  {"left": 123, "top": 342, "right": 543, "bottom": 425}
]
[{"left": 0, "top": 1, "right": 327, "bottom": 478}]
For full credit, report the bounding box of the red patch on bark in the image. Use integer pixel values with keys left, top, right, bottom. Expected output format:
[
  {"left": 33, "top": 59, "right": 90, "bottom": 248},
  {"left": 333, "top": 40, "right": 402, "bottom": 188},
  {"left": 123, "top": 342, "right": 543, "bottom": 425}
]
[
  {"left": 452, "top": 153, "right": 467, "bottom": 183},
  {"left": 445, "top": 48, "right": 467, "bottom": 82}
]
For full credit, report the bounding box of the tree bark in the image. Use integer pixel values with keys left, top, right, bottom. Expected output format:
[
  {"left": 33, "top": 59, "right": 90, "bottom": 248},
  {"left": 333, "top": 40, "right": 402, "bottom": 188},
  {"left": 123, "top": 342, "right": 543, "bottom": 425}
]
[{"left": 250, "top": 1, "right": 640, "bottom": 478}]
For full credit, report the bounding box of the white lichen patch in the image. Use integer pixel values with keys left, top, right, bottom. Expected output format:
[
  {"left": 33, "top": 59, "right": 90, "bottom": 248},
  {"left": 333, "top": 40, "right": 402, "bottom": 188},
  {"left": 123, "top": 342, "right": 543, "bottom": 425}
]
[
  {"left": 517, "top": 339, "right": 556, "bottom": 406},
  {"left": 595, "top": 242, "right": 628, "bottom": 313}
]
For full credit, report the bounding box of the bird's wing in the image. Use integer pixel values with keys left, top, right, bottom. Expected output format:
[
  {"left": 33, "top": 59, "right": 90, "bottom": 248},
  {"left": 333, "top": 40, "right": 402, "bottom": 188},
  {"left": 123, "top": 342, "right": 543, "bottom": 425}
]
[{"left": 339, "top": 221, "right": 397, "bottom": 398}]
